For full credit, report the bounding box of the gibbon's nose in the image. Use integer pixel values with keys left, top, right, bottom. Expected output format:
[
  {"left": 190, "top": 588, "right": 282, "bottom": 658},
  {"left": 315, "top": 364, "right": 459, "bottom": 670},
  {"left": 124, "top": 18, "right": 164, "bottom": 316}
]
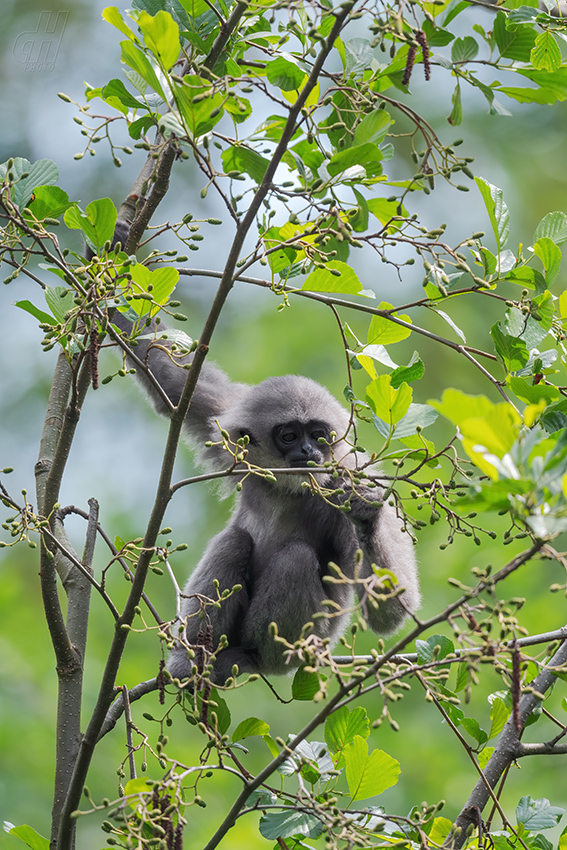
[{"left": 289, "top": 441, "right": 320, "bottom": 467}]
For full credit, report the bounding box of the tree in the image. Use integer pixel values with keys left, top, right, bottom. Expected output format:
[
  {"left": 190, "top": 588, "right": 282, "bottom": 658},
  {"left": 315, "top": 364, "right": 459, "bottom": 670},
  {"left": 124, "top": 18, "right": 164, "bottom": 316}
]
[{"left": 2, "top": 1, "right": 567, "bottom": 849}]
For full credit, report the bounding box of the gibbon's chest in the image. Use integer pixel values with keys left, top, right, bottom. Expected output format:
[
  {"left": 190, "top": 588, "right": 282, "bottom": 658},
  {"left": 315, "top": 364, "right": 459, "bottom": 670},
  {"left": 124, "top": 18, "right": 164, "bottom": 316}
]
[{"left": 234, "top": 487, "right": 357, "bottom": 573}]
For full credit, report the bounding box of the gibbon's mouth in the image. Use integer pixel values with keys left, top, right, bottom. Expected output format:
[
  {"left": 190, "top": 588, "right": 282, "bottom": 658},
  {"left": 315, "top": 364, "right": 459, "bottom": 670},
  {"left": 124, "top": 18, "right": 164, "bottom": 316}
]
[{"left": 288, "top": 456, "right": 323, "bottom": 469}]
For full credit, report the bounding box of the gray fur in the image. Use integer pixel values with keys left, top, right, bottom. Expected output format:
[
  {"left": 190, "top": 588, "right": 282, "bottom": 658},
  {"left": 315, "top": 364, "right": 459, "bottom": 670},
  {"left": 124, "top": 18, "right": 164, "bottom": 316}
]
[{"left": 112, "top": 312, "right": 420, "bottom": 685}]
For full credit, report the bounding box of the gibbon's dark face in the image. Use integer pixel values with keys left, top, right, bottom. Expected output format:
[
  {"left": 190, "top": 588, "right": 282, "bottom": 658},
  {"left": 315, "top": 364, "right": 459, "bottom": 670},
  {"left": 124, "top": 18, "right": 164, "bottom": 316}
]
[{"left": 272, "top": 419, "right": 331, "bottom": 467}]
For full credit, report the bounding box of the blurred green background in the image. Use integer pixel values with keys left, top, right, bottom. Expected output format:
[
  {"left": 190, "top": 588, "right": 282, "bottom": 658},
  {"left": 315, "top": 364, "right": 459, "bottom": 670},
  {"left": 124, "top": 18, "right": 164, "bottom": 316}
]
[{"left": 1, "top": 1, "right": 567, "bottom": 847}]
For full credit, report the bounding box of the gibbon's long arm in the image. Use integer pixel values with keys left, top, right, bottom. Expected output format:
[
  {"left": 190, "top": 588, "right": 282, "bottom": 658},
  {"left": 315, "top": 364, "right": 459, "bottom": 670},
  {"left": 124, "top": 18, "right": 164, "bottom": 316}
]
[{"left": 111, "top": 310, "right": 248, "bottom": 452}]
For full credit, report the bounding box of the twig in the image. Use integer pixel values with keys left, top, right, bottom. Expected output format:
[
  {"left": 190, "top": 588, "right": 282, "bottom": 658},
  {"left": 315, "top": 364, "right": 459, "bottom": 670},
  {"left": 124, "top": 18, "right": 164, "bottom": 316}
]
[{"left": 123, "top": 685, "right": 137, "bottom": 781}]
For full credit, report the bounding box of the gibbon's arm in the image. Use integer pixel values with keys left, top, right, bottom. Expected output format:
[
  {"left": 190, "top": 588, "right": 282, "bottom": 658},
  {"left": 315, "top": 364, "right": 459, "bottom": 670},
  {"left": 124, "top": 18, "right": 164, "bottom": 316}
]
[
  {"left": 111, "top": 311, "right": 248, "bottom": 451},
  {"left": 347, "top": 489, "right": 420, "bottom": 634}
]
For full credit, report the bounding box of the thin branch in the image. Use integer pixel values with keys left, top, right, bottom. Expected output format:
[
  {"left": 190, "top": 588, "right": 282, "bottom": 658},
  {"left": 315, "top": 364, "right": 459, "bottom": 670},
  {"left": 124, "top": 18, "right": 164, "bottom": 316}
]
[
  {"left": 331, "top": 626, "right": 567, "bottom": 665},
  {"left": 177, "top": 267, "right": 499, "bottom": 363},
  {"left": 418, "top": 672, "right": 527, "bottom": 848},
  {"left": 123, "top": 685, "right": 137, "bottom": 781},
  {"left": 47, "top": 516, "right": 119, "bottom": 619},
  {"left": 98, "top": 679, "right": 159, "bottom": 740},
  {"left": 58, "top": 504, "right": 162, "bottom": 624},
  {"left": 516, "top": 741, "right": 567, "bottom": 756}
]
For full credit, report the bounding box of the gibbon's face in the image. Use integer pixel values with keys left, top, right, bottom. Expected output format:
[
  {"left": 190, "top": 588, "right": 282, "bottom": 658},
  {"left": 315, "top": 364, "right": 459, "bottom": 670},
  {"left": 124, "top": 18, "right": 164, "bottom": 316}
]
[{"left": 272, "top": 419, "right": 331, "bottom": 467}]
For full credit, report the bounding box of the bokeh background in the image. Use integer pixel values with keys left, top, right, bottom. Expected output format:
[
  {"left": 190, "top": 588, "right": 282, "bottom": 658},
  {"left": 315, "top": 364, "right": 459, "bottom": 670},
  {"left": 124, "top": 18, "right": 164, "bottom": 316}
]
[{"left": 1, "top": 1, "right": 567, "bottom": 847}]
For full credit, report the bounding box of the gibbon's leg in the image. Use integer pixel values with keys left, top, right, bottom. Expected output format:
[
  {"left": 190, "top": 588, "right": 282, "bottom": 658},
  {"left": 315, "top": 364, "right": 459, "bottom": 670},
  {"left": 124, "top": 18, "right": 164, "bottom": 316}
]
[
  {"left": 167, "top": 526, "right": 253, "bottom": 682},
  {"left": 241, "top": 540, "right": 337, "bottom": 673}
]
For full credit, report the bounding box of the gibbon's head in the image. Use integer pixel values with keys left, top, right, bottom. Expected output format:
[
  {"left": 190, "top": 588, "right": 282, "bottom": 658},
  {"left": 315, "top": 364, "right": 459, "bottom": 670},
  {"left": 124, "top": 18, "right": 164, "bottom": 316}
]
[{"left": 216, "top": 375, "right": 355, "bottom": 492}]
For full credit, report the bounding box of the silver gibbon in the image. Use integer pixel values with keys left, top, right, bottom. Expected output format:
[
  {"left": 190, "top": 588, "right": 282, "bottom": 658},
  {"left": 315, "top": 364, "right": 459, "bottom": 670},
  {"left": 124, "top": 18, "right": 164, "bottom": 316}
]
[{"left": 113, "top": 313, "right": 419, "bottom": 685}]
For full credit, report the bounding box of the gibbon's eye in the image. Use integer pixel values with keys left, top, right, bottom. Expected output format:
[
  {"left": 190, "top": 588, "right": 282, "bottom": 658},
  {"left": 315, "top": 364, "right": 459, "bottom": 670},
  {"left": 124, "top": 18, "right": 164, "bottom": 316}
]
[
  {"left": 311, "top": 429, "right": 326, "bottom": 441},
  {"left": 281, "top": 431, "right": 297, "bottom": 444}
]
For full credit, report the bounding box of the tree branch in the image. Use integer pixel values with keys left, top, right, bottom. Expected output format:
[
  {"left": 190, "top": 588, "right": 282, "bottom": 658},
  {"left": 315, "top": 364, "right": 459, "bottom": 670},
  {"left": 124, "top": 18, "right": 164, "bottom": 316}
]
[{"left": 452, "top": 633, "right": 567, "bottom": 846}]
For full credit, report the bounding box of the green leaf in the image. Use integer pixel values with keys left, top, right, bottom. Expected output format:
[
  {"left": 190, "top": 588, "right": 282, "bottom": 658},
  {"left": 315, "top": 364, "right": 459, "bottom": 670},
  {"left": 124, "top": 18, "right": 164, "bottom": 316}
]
[
  {"left": 208, "top": 689, "right": 231, "bottom": 735},
  {"left": 266, "top": 57, "right": 305, "bottom": 91},
  {"left": 102, "top": 6, "right": 137, "bottom": 40},
  {"left": 494, "top": 11, "right": 537, "bottom": 61},
  {"left": 325, "top": 705, "right": 370, "bottom": 757},
  {"left": 367, "top": 375, "right": 412, "bottom": 426},
  {"left": 224, "top": 95, "right": 252, "bottom": 124},
  {"left": 476, "top": 177, "right": 509, "bottom": 252},
  {"left": 508, "top": 377, "right": 559, "bottom": 405},
  {"left": 428, "top": 818, "right": 453, "bottom": 847},
  {"left": 27, "top": 186, "right": 72, "bottom": 221},
  {"left": 447, "top": 82, "right": 463, "bottom": 125},
  {"left": 398, "top": 432, "right": 436, "bottom": 458},
  {"left": 302, "top": 261, "right": 362, "bottom": 294},
  {"left": 504, "top": 266, "right": 547, "bottom": 293},
  {"left": 45, "top": 286, "right": 75, "bottom": 323},
  {"left": 124, "top": 776, "right": 152, "bottom": 800},
  {"left": 137, "top": 10, "right": 181, "bottom": 69},
  {"left": 455, "top": 662, "right": 468, "bottom": 693},
  {"left": 385, "top": 402, "right": 438, "bottom": 438},
  {"left": 128, "top": 115, "right": 154, "bottom": 140},
  {"left": 367, "top": 197, "right": 407, "bottom": 232},
  {"left": 461, "top": 717, "right": 488, "bottom": 745},
  {"left": 222, "top": 145, "right": 270, "bottom": 182},
  {"left": 353, "top": 109, "right": 392, "bottom": 146},
  {"left": 6, "top": 825, "right": 49, "bottom": 850},
  {"left": 498, "top": 85, "right": 559, "bottom": 105},
  {"left": 173, "top": 76, "right": 225, "bottom": 136},
  {"left": 344, "top": 736, "right": 400, "bottom": 800},
  {"left": 429, "top": 389, "right": 522, "bottom": 473},
  {"left": 516, "top": 797, "right": 565, "bottom": 830},
  {"left": 478, "top": 746, "right": 495, "bottom": 769},
  {"left": 263, "top": 735, "right": 280, "bottom": 758},
  {"left": 533, "top": 236, "right": 561, "bottom": 286},
  {"left": 390, "top": 354, "right": 425, "bottom": 388},
  {"left": 259, "top": 811, "right": 323, "bottom": 840},
  {"left": 514, "top": 66, "right": 567, "bottom": 101},
  {"left": 16, "top": 300, "right": 56, "bottom": 326},
  {"left": 232, "top": 717, "right": 271, "bottom": 741},
  {"left": 345, "top": 37, "right": 373, "bottom": 77},
  {"left": 423, "top": 18, "right": 454, "bottom": 46},
  {"left": 490, "top": 323, "right": 530, "bottom": 372},
  {"left": 534, "top": 211, "right": 567, "bottom": 245},
  {"left": 434, "top": 309, "right": 466, "bottom": 343},
  {"left": 327, "top": 143, "right": 383, "bottom": 178},
  {"left": 124, "top": 265, "right": 179, "bottom": 316},
  {"left": 0, "top": 157, "right": 59, "bottom": 209},
  {"left": 368, "top": 304, "right": 412, "bottom": 345},
  {"left": 262, "top": 226, "right": 298, "bottom": 274},
  {"left": 451, "top": 36, "right": 479, "bottom": 62},
  {"left": 488, "top": 696, "right": 510, "bottom": 740},
  {"left": 64, "top": 198, "right": 117, "bottom": 253},
  {"left": 120, "top": 40, "right": 165, "bottom": 100},
  {"left": 292, "top": 667, "right": 327, "bottom": 700},
  {"left": 416, "top": 634, "right": 455, "bottom": 664},
  {"left": 102, "top": 78, "right": 145, "bottom": 110},
  {"left": 178, "top": 0, "right": 212, "bottom": 18},
  {"left": 350, "top": 188, "right": 369, "bottom": 232},
  {"left": 531, "top": 31, "right": 562, "bottom": 72}
]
